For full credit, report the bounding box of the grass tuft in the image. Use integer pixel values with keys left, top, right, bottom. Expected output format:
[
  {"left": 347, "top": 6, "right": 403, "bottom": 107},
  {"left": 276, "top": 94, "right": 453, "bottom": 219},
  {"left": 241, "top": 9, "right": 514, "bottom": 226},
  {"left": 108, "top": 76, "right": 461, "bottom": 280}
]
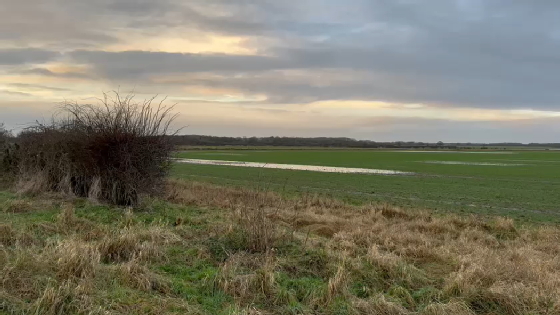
[
  {"left": 113, "top": 257, "right": 170, "bottom": 293},
  {"left": 54, "top": 238, "right": 101, "bottom": 280}
]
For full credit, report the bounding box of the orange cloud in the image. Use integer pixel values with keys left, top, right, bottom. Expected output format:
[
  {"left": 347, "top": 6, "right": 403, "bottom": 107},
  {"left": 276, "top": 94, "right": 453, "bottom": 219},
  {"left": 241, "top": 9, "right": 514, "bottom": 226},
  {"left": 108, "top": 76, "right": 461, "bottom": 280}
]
[{"left": 106, "top": 31, "right": 255, "bottom": 54}]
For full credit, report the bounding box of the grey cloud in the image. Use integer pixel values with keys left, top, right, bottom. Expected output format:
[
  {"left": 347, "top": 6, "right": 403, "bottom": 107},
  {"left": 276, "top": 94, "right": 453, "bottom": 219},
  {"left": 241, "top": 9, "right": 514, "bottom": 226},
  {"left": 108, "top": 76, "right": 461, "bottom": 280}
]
[
  {"left": 1, "top": 90, "right": 33, "bottom": 97},
  {"left": 177, "top": 1, "right": 347, "bottom": 38},
  {"left": 3, "top": 0, "right": 560, "bottom": 112},
  {"left": 7, "top": 83, "right": 72, "bottom": 92},
  {"left": 68, "top": 50, "right": 286, "bottom": 77},
  {"left": 184, "top": 0, "right": 560, "bottom": 109},
  {"left": 274, "top": 46, "right": 560, "bottom": 108},
  {"left": 69, "top": 46, "right": 560, "bottom": 109},
  {"left": 0, "top": 1, "right": 116, "bottom": 47},
  {"left": 0, "top": 0, "right": 182, "bottom": 47},
  {"left": 17, "top": 67, "right": 92, "bottom": 79},
  {"left": 0, "top": 0, "right": 363, "bottom": 47},
  {"left": 0, "top": 48, "right": 60, "bottom": 65}
]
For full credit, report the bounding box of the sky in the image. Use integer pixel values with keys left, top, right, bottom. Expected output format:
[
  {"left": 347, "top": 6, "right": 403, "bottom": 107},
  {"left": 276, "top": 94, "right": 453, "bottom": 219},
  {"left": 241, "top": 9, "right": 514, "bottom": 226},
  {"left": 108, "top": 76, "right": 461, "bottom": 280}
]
[{"left": 1, "top": 0, "right": 560, "bottom": 143}]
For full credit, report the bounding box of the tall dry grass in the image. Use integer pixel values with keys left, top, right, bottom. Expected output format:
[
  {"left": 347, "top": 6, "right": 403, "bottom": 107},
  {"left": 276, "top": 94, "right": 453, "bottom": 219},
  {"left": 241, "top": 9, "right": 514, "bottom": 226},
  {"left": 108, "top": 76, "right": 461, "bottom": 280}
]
[
  {"left": 3, "top": 179, "right": 560, "bottom": 314},
  {"left": 1, "top": 204, "right": 188, "bottom": 314},
  {"left": 166, "top": 179, "right": 560, "bottom": 314}
]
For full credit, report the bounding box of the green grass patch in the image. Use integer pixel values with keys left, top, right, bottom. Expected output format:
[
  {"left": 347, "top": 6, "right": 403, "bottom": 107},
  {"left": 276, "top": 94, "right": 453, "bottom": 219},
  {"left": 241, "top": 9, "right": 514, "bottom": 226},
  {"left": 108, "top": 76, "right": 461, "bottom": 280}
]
[{"left": 173, "top": 149, "right": 560, "bottom": 223}]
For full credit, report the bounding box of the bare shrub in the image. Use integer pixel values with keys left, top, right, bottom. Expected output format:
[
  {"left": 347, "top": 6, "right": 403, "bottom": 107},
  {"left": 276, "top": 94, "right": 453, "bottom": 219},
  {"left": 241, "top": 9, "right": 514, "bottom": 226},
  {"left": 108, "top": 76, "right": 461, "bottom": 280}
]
[
  {"left": 0, "top": 123, "right": 8, "bottom": 142},
  {"left": 15, "top": 171, "right": 50, "bottom": 195},
  {"left": 0, "top": 123, "right": 8, "bottom": 166},
  {"left": 87, "top": 176, "right": 102, "bottom": 203},
  {"left": 0, "top": 123, "right": 18, "bottom": 176},
  {"left": 16, "top": 92, "right": 178, "bottom": 206}
]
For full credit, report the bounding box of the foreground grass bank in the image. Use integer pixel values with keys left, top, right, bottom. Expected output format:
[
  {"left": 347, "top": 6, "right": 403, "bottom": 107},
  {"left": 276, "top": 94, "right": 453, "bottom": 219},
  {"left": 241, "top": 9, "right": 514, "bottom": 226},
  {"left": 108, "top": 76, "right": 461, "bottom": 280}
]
[{"left": 2, "top": 179, "right": 560, "bottom": 314}]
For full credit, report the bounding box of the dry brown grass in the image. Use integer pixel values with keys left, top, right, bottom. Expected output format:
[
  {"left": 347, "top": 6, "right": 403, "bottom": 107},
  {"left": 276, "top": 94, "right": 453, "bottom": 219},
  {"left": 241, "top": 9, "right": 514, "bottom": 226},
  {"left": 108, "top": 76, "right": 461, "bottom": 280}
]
[
  {"left": 235, "top": 204, "right": 278, "bottom": 253},
  {"left": 326, "top": 259, "right": 349, "bottom": 303},
  {"left": 216, "top": 250, "right": 277, "bottom": 303},
  {"left": 0, "top": 223, "right": 16, "bottom": 247},
  {"left": 3, "top": 199, "right": 34, "bottom": 213},
  {"left": 1, "top": 207, "right": 191, "bottom": 314},
  {"left": 28, "top": 281, "right": 97, "bottom": 315},
  {"left": 112, "top": 257, "right": 170, "bottom": 293},
  {"left": 353, "top": 294, "right": 410, "bottom": 314},
  {"left": 4, "top": 179, "right": 560, "bottom": 314},
  {"left": 420, "top": 301, "right": 475, "bottom": 315},
  {"left": 1, "top": 246, "right": 56, "bottom": 301},
  {"left": 54, "top": 238, "right": 101, "bottom": 280},
  {"left": 97, "top": 227, "right": 173, "bottom": 264},
  {"left": 165, "top": 179, "right": 284, "bottom": 209},
  {"left": 166, "top": 180, "right": 560, "bottom": 314}
]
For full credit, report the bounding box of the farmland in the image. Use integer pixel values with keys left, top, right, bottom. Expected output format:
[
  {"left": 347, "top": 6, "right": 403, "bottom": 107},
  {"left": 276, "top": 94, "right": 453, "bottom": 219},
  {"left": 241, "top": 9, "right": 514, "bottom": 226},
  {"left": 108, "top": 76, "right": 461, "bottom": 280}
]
[
  {"left": 4, "top": 115, "right": 560, "bottom": 313},
  {"left": 174, "top": 149, "right": 560, "bottom": 223},
  {"left": 4, "top": 144, "right": 560, "bottom": 314}
]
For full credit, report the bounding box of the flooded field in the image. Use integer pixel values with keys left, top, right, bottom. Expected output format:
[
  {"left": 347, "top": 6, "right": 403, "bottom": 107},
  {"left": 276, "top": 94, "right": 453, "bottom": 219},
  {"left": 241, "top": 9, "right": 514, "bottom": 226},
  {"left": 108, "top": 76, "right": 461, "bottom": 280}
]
[
  {"left": 173, "top": 149, "right": 560, "bottom": 222},
  {"left": 176, "top": 158, "right": 414, "bottom": 175}
]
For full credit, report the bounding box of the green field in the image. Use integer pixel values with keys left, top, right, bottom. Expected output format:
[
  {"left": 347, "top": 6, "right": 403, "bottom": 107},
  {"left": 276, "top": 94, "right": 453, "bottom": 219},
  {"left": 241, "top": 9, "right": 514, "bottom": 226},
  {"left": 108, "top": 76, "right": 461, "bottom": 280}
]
[{"left": 173, "top": 150, "right": 560, "bottom": 223}]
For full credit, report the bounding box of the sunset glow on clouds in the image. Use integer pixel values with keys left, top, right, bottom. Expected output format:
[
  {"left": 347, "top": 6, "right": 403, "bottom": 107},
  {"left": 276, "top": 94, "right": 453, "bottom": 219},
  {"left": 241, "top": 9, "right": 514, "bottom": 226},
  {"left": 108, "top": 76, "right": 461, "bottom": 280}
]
[{"left": 2, "top": 0, "right": 560, "bottom": 142}]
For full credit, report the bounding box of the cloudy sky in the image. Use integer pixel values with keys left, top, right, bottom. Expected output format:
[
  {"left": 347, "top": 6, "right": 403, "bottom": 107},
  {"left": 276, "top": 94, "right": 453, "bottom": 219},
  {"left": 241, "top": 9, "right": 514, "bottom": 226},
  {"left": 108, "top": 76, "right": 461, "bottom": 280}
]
[{"left": 1, "top": 0, "right": 560, "bottom": 142}]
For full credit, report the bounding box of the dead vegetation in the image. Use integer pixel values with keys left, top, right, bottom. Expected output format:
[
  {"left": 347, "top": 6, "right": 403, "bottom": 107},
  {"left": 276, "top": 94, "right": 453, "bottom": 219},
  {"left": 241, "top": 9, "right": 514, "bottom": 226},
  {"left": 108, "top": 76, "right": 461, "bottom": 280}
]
[
  {"left": 12, "top": 92, "right": 177, "bottom": 206},
  {"left": 0, "top": 123, "right": 18, "bottom": 188},
  {"left": 166, "top": 180, "right": 560, "bottom": 314},
  {"left": 2, "top": 179, "right": 560, "bottom": 314}
]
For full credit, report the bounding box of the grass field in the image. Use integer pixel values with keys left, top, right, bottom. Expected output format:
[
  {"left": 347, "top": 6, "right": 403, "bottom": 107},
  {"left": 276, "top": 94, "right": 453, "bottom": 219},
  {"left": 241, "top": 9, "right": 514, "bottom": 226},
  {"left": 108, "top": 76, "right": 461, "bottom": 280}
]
[
  {"left": 173, "top": 150, "right": 560, "bottom": 223},
  {"left": 3, "top": 148, "right": 560, "bottom": 314},
  {"left": 3, "top": 180, "right": 560, "bottom": 314}
]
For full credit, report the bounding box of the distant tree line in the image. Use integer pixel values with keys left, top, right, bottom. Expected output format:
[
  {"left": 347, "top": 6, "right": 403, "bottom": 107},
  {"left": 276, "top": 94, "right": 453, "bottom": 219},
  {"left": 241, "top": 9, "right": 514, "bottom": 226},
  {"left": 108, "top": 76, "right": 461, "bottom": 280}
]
[
  {"left": 171, "top": 135, "right": 452, "bottom": 148},
  {"left": 170, "top": 135, "right": 560, "bottom": 149}
]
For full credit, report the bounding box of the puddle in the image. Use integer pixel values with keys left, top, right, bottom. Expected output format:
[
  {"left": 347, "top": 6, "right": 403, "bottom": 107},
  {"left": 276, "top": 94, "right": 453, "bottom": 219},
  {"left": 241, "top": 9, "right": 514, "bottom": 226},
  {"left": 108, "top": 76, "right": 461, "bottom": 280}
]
[
  {"left": 421, "top": 161, "right": 526, "bottom": 166},
  {"left": 175, "top": 159, "right": 414, "bottom": 175}
]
